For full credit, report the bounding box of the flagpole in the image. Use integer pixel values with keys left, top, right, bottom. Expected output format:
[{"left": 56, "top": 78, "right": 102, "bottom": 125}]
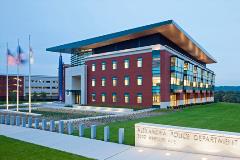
[
  {"left": 28, "top": 35, "right": 32, "bottom": 113},
  {"left": 16, "top": 39, "right": 20, "bottom": 112},
  {"left": 6, "top": 43, "right": 9, "bottom": 110}
]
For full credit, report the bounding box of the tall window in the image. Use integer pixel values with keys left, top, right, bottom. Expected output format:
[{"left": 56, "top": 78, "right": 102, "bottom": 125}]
[
  {"left": 102, "top": 62, "right": 106, "bottom": 70},
  {"left": 101, "top": 77, "right": 106, "bottom": 86},
  {"left": 137, "top": 93, "right": 142, "bottom": 104},
  {"left": 91, "top": 78, "right": 96, "bottom": 87},
  {"left": 112, "top": 77, "right": 117, "bottom": 86},
  {"left": 112, "top": 60, "right": 117, "bottom": 70},
  {"left": 112, "top": 93, "right": 117, "bottom": 102},
  {"left": 137, "top": 58, "right": 142, "bottom": 68},
  {"left": 92, "top": 63, "right": 96, "bottom": 71},
  {"left": 91, "top": 93, "right": 96, "bottom": 102},
  {"left": 124, "top": 93, "right": 130, "bottom": 103},
  {"left": 124, "top": 76, "right": 130, "bottom": 86},
  {"left": 101, "top": 93, "right": 106, "bottom": 103},
  {"left": 124, "top": 59, "right": 129, "bottom": 69},
  {"left": 137, "top": 76, "right": 142, "bottom": 86}
]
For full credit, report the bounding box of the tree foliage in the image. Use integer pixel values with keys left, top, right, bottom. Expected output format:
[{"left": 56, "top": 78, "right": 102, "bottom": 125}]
[{"left": 215, "top": 91, "right": 240, "bottom": 103}]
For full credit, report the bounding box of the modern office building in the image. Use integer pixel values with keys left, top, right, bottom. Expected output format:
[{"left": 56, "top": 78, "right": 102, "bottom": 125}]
[
  {"left": 47, "top": 20, "right": 216, "bottom": 108},
  {"left": 0, "top": 74, "right": 58, "bottom": 101},
  {"left": 24, "top": 75, "right": 59, "bottom": 100}
]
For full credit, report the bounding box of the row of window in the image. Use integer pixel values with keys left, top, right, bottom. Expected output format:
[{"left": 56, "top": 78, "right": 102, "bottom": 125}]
[
  {"left": 91, "top": 57, "right": 143, "bottom": 71},
  {"left": 91, "top": 76, "right": 143, "bottom": 87},
  {"left": 91, "top": 93, "right": 143, "bottom": 104}
]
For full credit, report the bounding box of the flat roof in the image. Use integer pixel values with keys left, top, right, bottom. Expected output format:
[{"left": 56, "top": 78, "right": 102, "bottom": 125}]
[{"left": 46, "top": 20, "right": 217, "bottom": 64}]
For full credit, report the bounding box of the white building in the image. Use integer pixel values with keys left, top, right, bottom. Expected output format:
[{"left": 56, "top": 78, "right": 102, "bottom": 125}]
[{"left": 24, "top": 75, "right": 58, "bottom": 100}]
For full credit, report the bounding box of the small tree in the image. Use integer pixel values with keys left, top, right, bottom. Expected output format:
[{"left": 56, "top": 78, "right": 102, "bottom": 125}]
[
  {"left": 9, "top": 91, "right": 17, "bottom": 102},
  {"left": 40, "top": 92, "right": 47, "bottom": 101},
  {"left": 33, "top": 92, "right": 38, "bottom": 102}
]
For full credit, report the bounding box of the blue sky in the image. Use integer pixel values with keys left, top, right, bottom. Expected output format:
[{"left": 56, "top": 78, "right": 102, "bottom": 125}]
[{"left": 0, "top": 0, "right": 239, "bottom": 85}]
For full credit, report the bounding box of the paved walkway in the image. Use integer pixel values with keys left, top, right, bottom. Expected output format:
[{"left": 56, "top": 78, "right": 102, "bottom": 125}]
[{"left": 0, "top": 124, "right": 238, "bottom": 160}]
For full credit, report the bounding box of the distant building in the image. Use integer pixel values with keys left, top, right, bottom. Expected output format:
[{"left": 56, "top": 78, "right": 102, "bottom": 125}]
[
  {"left": 0, "top": 75, "right": 24, "bottom": 101},
  {"left": 0, "top": 74, "right": 58, "bottom": 101},
  {"left": 47, "top": 20, "right": 216, "bottom": 108},
  {"left": 24, "top": 75, "right": 58, "bottom": 100}
]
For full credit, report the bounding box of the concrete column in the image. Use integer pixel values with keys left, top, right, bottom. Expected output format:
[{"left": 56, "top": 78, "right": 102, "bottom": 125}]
[
  {"left": 0, "top": 115, "right": 5, "bottom": 124},
  {"left": 5, "top": 115, "right": 10, "bottom": 125},
  {"left": 10, "top": 116, "right": 15, "bottom": 125},
  {"left": 104, "top": 126, "right": 110, "bottom": 142},
  {"left": 118, "top": 128, "right": 124, "bottom": 144},
  {"left": 16, "top": 116, "right": 20, "bottom": 126},
  {"left": 67, "top": 122, "right": 73, "bottom": 135},
  {"left": 50, "top": 120, "right": 55, "bottom": 132},
  {"left": 91, "top": 125, "right": 96, "bottom": 139},
  {"left": 42, "top": 119, "right": 47, "bottom": 130},
  {"left": 79, "top": 124, "right": 84, "bottom": 137},
  {"left": 34, "top": 118, "right": 39, "bottom": 129},
  {"left": 22, "top": 117, "right": 26, "bottom": 127},
  {"left": 28, "top": 117, "right": 32, "bottom": 128},
  {"left": 58, "top": 120, "right": 64, "bottom": 133}
]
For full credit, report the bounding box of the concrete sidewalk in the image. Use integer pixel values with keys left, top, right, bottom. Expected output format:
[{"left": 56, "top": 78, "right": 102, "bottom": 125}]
[{"left": 0, "top": 124, "right": 237, "bottom": 160}]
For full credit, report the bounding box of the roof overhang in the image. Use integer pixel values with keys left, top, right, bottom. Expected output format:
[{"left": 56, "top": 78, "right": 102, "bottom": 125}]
[{"left": 46, "top": 20, "right": 217, "bottom": 64}]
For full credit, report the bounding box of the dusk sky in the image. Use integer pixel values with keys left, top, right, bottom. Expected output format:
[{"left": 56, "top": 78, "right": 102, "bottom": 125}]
[{"left": 0, "top": 0, "right": 239, "bottom": 86}]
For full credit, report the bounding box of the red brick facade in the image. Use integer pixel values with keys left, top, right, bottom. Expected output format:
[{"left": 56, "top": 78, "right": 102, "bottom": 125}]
[
  {"left": 0, "top": 75, "right": 24, "bottom": 100},
  {"left": 86, "top": 52, "right": 152, "bottom": 108}
]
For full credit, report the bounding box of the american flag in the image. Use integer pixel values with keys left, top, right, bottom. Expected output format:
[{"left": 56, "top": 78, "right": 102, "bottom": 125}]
[{"left": 7, "top": 48, "right": 16, "bottom": 66}]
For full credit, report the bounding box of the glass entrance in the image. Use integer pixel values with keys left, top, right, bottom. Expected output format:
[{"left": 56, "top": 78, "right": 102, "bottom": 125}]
[
  {"left": 152, "top": 94, "right": 160, "bottom": 105},
  {"left": 75, "top": 93, "right": 81, "bottom": 104}
]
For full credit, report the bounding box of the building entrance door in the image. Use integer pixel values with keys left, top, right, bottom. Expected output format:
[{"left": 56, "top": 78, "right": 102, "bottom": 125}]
[
  {"left": 75, "top": 93, "right": 81, "bottom": 104},
  {"left": 152, "top": 94, "right": 160, "bottom": 105}
]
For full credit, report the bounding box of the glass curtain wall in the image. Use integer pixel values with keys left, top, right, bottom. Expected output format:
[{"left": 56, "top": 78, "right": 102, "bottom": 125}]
[{"left": 152, "top": 50, "right": 160, "bottom": 106}]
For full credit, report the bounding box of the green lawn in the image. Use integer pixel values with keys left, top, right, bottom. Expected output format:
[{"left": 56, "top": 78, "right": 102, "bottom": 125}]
[
  {"left": 0, "top": 136, "right": 92, "bottom": 160},
  {"left": 73, "top": 102, "right": 240, "bottom": 146}
]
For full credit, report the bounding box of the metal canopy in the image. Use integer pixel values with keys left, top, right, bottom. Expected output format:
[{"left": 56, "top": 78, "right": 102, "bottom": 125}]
[{"left": 46, "top": 20, "right": 217, "bottom": 64}]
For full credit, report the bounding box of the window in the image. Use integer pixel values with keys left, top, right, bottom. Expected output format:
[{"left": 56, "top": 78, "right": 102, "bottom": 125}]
[
  {"left": 152, "top": 76, "right": 160, "bottom": 86},
  {"left": 112, "top": 93, "right": 117, "bottom": 102},
  {"left": 101, "top": 77, "right": 106, "bottom": 86},
  {"left": 91, "top": 93, "right": 96, "bottom": 102},
  {"left": 112, "top": 77, "right": 117, "bottom": 86},
  {"left": 137, "top": 76, "right": 142, "bottom": 86},
  {"left": 91, "top": 78, "right": 96, "bottom": 87},
  {"left": 124, "top": 93, "right": 130, "bottom": 103},
  {"left": 137, "top": 58, "right": 142, "bottom": 67},
  {"left": 112, "top": 60, "right": 117, "bottom": 70},
  {"left": 102, "top": 62, "right": 106, "bottom": 70},
  {"left": 101, "top": 93, "right": 106, "bottom": 103},
  {"left": 92, "top": 63, "right": 96, "bottom": 71},
  {"left": 124, "top": 76, "right": 130, "bottom": 86},
  {"left": 124, "top": 59, "right": 129, "bottom": 69},
  {"left": 137, "top": 93, "right": 142, "bottom": 104}
]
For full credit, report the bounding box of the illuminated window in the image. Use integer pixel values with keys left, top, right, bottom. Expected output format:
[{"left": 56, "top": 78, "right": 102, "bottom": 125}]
[
  {"left": 152, "top": 76, "right": 160, "bottom": 86},
  {"left": 112, "top": 93, "right": 117, "bottom": 102},
  {"left": 137, "top": 76, "right": 142, "bottom": 86},
  {"left": 112, "top": 60, "right": 117, "bottom": 70},
  {"left": 101, "top": 93, "right": 106, "bottom": 103},
  {"left": 124, "top": 76, "right": 130, "bottom": 86},
  {"left": 137, "top": 58, "right": 142, "bottom": 68},
  {"left": 91, "top": 78, "right": 96, "bottom": 87},
  {"left": 112, "top": 77, "right": 117, "bottom": 86},
  {"left": 124, "top": 59, "right": 129, "bottom": 69},
  {"left": 102, "top": 62, "right": 106, "bottom": 70},
  {"left": 124, "top": 93, "right": 130, "bottom": 103},
  {"left": 91, "top": 93, "right": 96, "bottom": 102},
  {"left": 101, "top": 77, "right": 106, "bottom": 86},
  {"left": 92, "top": 63, "right": 96, "bottom": 71},
  {"left": 137, "top": 93, "right": 142, "bottom": 103}
]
